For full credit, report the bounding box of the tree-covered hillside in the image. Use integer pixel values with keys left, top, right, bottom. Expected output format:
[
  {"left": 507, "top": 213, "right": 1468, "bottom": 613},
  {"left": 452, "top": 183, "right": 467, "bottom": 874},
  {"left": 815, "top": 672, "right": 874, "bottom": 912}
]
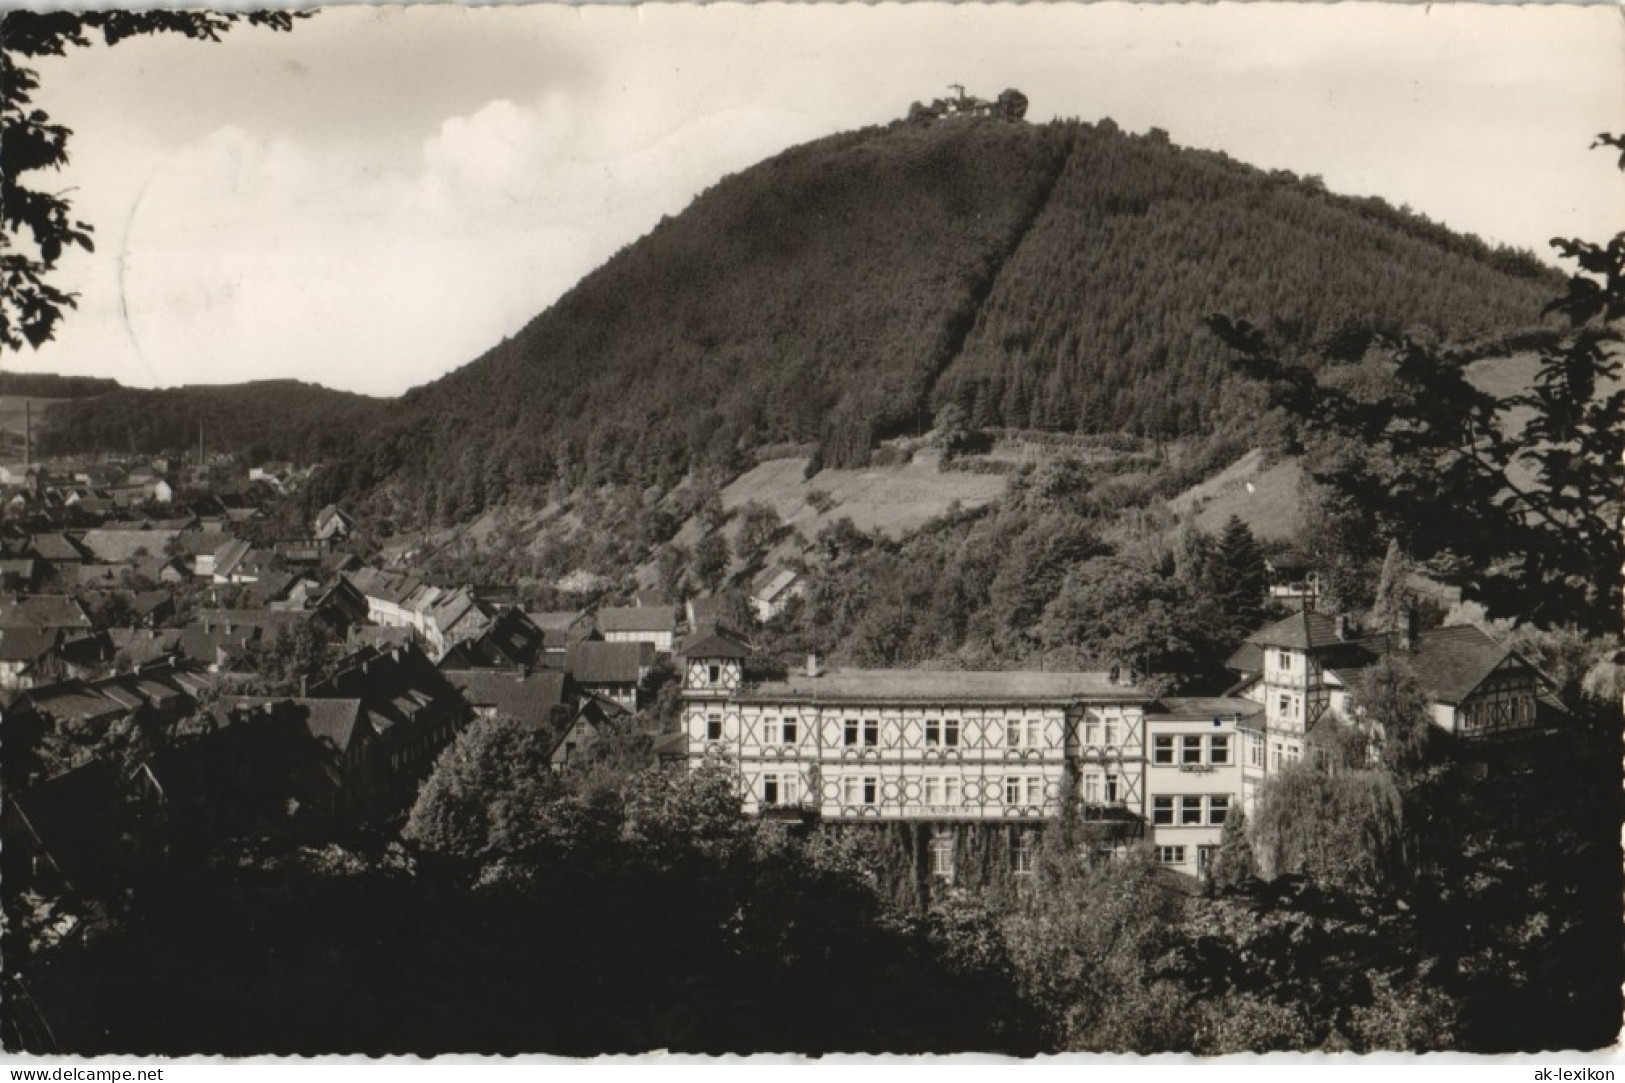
[
  {"left": 341, "top": 113, "right": 1555, "bottom": 525},
  {"left": 39, "top": 380, "right": 385, "bottom": 463},
  {"left": 35, "top": 112, "right": 1560, "bottom": 525},
  {"left": 934, "top": 122, "right": 1557, "bottom": 438}
]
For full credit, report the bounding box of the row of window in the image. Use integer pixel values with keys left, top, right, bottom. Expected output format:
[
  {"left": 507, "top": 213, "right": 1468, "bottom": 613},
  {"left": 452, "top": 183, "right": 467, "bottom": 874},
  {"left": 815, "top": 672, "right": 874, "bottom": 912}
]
[
  {"left": 1151, "top": 795, "right": 1231, "bottom": 827},
  {"left": 1461, "top": 695, "right": 1534, "bottom": 733},
  {"left": 1156, "top": 844, "right": 1218, "bottom": 871},
  {"left": 833, "top": 775, "right": 1051, "bottom": 808},
  {"left": 1151, "top": 734, "right": 1230, "bottom": 766},
  {"left": 930, "top": 831, "right": 1039, "bottom": 879},
  {"left": 706, "top": 715, "right": 1126, "bottom": 749}
]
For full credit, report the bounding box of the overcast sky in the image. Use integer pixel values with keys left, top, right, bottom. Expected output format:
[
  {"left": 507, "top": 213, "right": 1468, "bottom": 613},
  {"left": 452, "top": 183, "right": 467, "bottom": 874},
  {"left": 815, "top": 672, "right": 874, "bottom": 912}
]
[{"left": 10, "top": 2, "right": 1622, "bottom": 397}]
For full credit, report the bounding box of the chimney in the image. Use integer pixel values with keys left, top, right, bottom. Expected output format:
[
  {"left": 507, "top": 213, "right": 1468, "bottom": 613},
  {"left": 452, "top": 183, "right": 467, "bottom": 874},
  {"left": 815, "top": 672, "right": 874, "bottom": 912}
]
[
  {"left": 300, "top": 674, "right": 308, "bottom": 698},
  {"left": 806, "top": 652, "right": 823, "bottom": 678},
  {"left": 1335, "top": 614, "right": 1351, "bottom": 641}
]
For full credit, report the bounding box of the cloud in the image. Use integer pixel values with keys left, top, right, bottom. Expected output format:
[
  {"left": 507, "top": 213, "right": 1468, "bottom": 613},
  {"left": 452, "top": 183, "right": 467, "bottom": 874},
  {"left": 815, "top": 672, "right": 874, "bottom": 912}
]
[{"left": 91, "top": 88, "right": 828, "bottom": 396}]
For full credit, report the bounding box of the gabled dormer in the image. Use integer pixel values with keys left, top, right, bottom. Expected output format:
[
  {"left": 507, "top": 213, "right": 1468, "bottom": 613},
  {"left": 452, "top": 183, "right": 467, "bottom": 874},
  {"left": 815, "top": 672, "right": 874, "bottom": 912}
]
[{"left": 680, "top": 632, "right": 750, "bottom": 697}]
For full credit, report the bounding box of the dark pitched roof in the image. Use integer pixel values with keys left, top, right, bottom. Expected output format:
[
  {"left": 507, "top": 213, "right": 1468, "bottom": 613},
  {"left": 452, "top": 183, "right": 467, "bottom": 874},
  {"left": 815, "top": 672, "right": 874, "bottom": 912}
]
[
  {"left": 1146, "top": 696, "right": 1265, "bottom": 724},
  {"left": 444, "top": 669, "right": 571, "bottom": 730},
  {"left": 1224, "top": 641, "right": 1263, "bottom": 675},
  {"left": 27, "top": 533, "right": 89, "bottom": 563},
  {"left": 220, "top": 697, "right": 368, "bottom": 754},
  {"left": 567, "top": 641, "right": 653, "bottom": 685},
  {"left": 131, "top": 590, "right": 174, "bottom": 618},
  {"left": 108, "top": 628, "right": 184, "bottom": 666},
  {"left": 595, "top": 605, "right": 676, "bottom": 635},
  {"left": 1404, "top": 625, "right": 1520, "bottom": 704},
  {"left": 1250, "top": 610, "right": 1346, "bottom": 651},
  {"left": 1326, "top": 624, "right": 1519, "bottom": 706},
  {"left": 680, "top": 632, "right": 752, "bottom": 660},
  {"left": 0, "top": 625, "right": 60, "bottom": 663},
  {"left": 4, "top": 759, "right": 124, "bottom": 893},
  {"left": 746, "top": 667, "right": 1144, "bottom": 704},
  {"left": 0, "top": 595, "right": 93, "bottom": 630}
]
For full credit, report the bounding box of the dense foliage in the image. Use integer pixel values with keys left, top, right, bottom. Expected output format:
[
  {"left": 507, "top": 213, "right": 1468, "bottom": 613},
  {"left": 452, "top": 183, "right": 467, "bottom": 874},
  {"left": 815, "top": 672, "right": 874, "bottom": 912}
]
[
  {"left": 39, "top": 380, "right": 386, "bottom": 463},
  {"left": 1209, "top": 139, "right": 1623, "bottom": 634}
]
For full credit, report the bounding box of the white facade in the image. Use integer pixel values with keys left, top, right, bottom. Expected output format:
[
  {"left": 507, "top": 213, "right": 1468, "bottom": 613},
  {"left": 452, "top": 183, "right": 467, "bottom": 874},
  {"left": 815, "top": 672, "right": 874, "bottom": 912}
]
[{"left": 679, "top": 653, "right": 1149, "bottom": 826}]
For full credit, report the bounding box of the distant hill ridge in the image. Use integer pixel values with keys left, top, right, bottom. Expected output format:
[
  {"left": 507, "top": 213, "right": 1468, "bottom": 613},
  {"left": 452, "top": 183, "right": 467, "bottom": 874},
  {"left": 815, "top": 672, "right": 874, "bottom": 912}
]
[{"left": 33, "top": 112, "right": 1561, "bottom": 524}]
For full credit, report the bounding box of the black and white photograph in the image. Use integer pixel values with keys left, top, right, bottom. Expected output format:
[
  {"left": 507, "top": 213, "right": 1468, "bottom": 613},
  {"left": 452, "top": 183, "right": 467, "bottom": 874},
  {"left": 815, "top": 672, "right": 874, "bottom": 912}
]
[{"left": 1, "top": 0, "right": 1621, "bottom": 1061}]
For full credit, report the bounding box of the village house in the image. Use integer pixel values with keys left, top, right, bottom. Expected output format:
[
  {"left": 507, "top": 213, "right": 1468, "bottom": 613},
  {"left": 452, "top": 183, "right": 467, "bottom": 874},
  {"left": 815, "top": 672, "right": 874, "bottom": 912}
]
[
  {"left": 345, "top": 567, "right": 496, "bottom": 656},
  {"left": 525, "top": 609, "right": 596, "bottom": 666},
  {"left": 436, "top": 607, "right": 546, "bottom": 669},
  {"left": 1141, "top": 697, "right": 1263, "bottom": 877},
  {"left": 6, "top": 660, "right": 211, "bottom": 785},
  {"left": 140, "top": 696, "right": 388, "bottom": 836},
  {"left": 594, "top": 604, "right": 677, "bottom": 654},
  {"left": 567, "top": 640, "right": 654, "bottom": 711},
  {"left": 1224, "top": 611, "right": 1560, "bottom": 757},
  {"left": 680, "top": 635, "right": 1151, "bottom": 889},
  {"left": 749, "top": 565, "right": 805, "bottom": 623},
  {"left": 307, "top": 643, "right": 474, "bottom": 812},
  {"left": 442, "top": 666, "right": 629, "bottom": 769},
  {"left": 313, "top": 504, "right": 354, "bottom": 541}
]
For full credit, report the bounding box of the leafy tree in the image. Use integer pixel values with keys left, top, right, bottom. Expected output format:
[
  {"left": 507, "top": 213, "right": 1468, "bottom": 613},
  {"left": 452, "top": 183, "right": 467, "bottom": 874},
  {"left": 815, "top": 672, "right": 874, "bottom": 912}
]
[
  {"left": 2, "top": 10, "right": 302, "bottom": 349},
  {"left": 691, "top": 531, "right": 730, "bottom": 593},
  {"left": 404, "top": 716, "right": 579, "bottom": 865},
  {"left": 1001, "top": 844, "right": 1189, "bottom": 1051},
  {"left": 243, "top": 620, "right": 339, "bottom": 698},
  {"left": 1348, "top": 653, "right": 1435, "bottom": 786},
  {"left": 1250, "top": 762, "right": 1404, "bottom": 893},
  {"left": 733, "top": 501, "right": 782, "bottom": 563},
  {"left": 618, "top": 756, "right": 747, "bottom": 873},
  {"left": 1207, "top": 806, "right": 1256, "bottom": 892}
]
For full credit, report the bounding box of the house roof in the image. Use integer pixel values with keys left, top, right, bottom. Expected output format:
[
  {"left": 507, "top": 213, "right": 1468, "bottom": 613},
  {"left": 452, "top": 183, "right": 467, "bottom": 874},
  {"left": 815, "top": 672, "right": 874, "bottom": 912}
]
[
  {"left": 1225, "top": 641, "right": 1264, "bottom": 674},
  {"left": 0, "top": 595, "right": 93, "bottom": 630},
  {"left": 567, "top": 641, "right": 654, "bottom": 686},
  {"left": 1250, "top": 610, "right": 1346, "bottom": 651},
  {"left": 652, "top": 731, "right": 689, "bottom": 759},
  {"left": 173, "top": 530, "right": 235, "bottom": 557},
  {"left": 1146, "top": 696, "right": 1266, "bottom": 724},
  {"left": 220, "top": 696, "right": 368, "bottom": 753},
  {"left": 79, "top": 529, "right": 180, "bottom": 564},
  {"left": 1327, "top": 624, "right": 1520, "bottom": 707},
  {"left": 744, "top": 667, "right": 1147, "bottom": 705},
  {"left": 751, "top": 566, "right": 800, "bottom": 603},
  {"left": 108, "top": 628, "right": 184, "bottom": 666},
  {"left": 527, "top": 609, "right": 592, "bottom": 633},
  {"left": 0, "top": 625, "right": 60, "bottom": 663},
  {"left": 211, "top": 539, "right": 255, "bottom": 578},
  {"left": 679, "top": 632, "right": 752, "bottom": 660},
  {"left": 27, "top": 533, "right": 88, "bottom": 563},
  {"left": 595, "top": 605, "right": 676, "bottom": 635},
  {"left": 444, "top": 669, "right": 571, "bottom": 730},
  {"left": 349, "top": 625, "right": 416, "bottom": 652},
  {"left": 5, "top": 759, "right": 124, "bottom": 892},
  {"left": 130, "top": 590, "right": 174, "bottom": 618}
]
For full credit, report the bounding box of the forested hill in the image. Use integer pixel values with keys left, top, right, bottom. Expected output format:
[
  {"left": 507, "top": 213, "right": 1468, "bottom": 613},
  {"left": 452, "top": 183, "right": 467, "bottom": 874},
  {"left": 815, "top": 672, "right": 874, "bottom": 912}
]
[
  {"left": 329, "top": 112, "right": 1556, "bottom": 524},
  {"left": 34, "top": 112, "right": 1559, "bottom": 522},
  {"left": 0, "top": 372, "right": 121, "bottom": 399},
  {"left": 38, "top": 380, "right": 386, "bottom": 463}
]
